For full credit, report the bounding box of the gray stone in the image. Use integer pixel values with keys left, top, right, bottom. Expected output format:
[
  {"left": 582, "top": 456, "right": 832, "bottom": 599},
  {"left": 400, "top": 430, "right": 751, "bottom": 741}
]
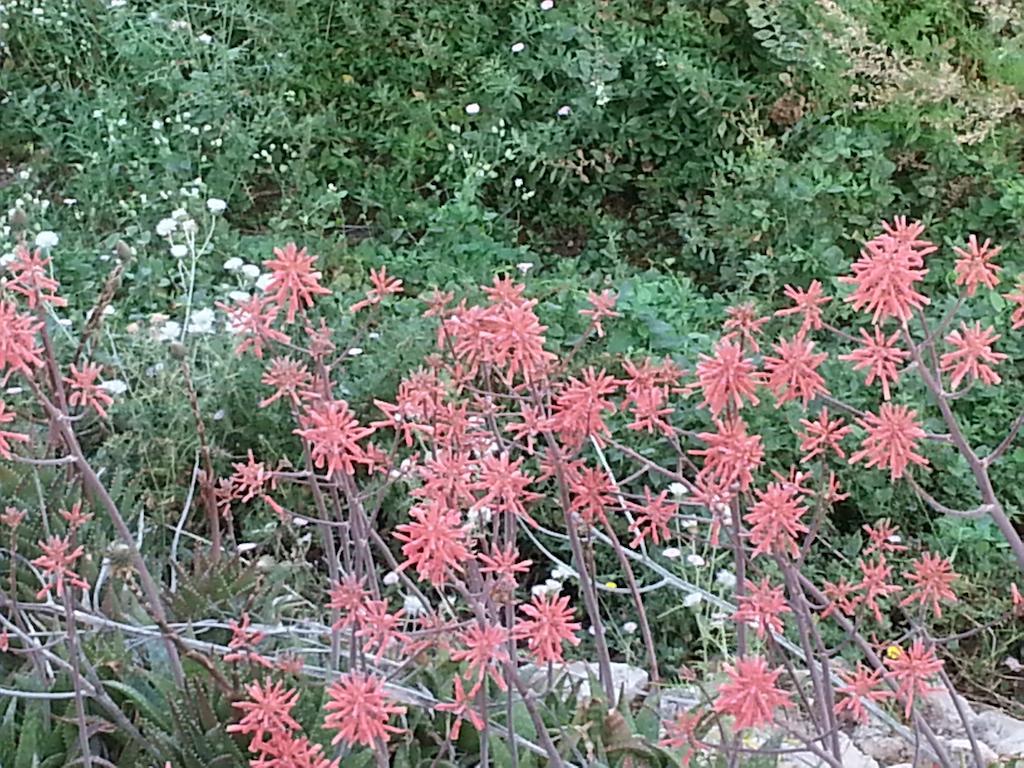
[
  {"left": 945, "top": 737, "right": 999, "bottom": 766},
  {"left": 779, "top": 733, "right": 880, "bottom": 768},
  {"left": 974, "top": 709, "right": 1024, "bottom": 758},
  {"left": 520, "top": 661, "right": 649, "bottom": 704}
]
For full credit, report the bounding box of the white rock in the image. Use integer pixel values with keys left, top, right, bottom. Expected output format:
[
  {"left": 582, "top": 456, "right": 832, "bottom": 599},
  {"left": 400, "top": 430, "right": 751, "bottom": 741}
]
[
  {"left": 779, "top": 733, "right": 879, "bottom": 768},
  {"left": 974, "top": 709, "right": 1024, "bottom": 758},
  {"left": 521, "top": 661, "right": 648, "bottom": 704},
  {"left": 945, "top": 738, "right": 998, "bottom": 766}
]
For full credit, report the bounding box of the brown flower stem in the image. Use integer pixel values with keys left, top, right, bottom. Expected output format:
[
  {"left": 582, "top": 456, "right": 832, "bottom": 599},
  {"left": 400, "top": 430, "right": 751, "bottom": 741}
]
[
  {"left": 902, "top": 328, "right": 1024, "bottom": 574},
  {"left": 780, "top": 560, "right": 840, "bottom": 760},
  {"left": 797, "top": 573, "right": 954, "bottom": 767},
  {"left": 986, "top": 407, "right": 1024, "bottom": 467},
  {"left": 177, "top": 352, "right": 222, "bottom": 561},
  {"left": 601, "top": 523, "right": 660, "bottom": 683},
  {"left": 543, "top": 435, "right": 616, "bottom": 705},
  {"left": 34, "top": 387, "right": 186, "bottom": 688},
  {"left": 937, "top": 667, "right": 985, "bottom": 768},
  {"left": 61, "top": 592, "right": 93, "bottom": 768}
]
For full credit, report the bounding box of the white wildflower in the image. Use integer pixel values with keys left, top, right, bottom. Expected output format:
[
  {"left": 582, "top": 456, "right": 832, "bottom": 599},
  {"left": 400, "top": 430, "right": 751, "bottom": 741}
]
[
  {"left": 34, "top": 231, "right": 59, "bottom": 249},
  {"left": 206, "top": 197, "right": 227, "bottom": 214},
  {"left": 382, "top": 571, "right": 400, "bottom": 586},
  {"left": 668, "top": 482, "right": 689, "bottom": 498},
  {"left": 683, "top": 592, "right": 703, "bottom": 608},
  {"left": 557, "top": 105, "right": 572, "bottom": 117},
  {"left": 170, "top": 244, "right": 188, "bottom": 259},
  {"left": 100, "top": 379, "right": 129, "bottom": 395},
  {"left": 661, "top": 547, "right": 681, "bottom": 559},
  {"left": 223, "top": 257, "right": 243, "bottom": 271},
  {"left": 511, "top": 42, "right": 525, "bottom": 53},
  {"left": 403, "top": 594, "right": 427, "bottom": 617},
  {"left": 156, "top": 320, "right": 181, "bottom": 342},
  {"left": 187, "top": 308, "right": 216, "bottom": 335},
  {"left": 516, "top": 262, "right": 534, "bottom": 274},
  {"left": 621, "top": 621, "right": 638, "bottom": 635},
  {"left": 241, "top": 264, "right": 261, "bottom": 280},
  {"left": 686, "top": 554, "right": 706, "bottom": 567},
  {"left": 716, "top": 570, "right": 737, "bottom": 590},
  {"left": 551, "top": 564, "right": 576, "bottom": 581},
  {"left": 465, "top": 102, "right": 481, "bottom": 115},
  {"left": 255, "top": 273, "right": 274, "bottom": 291},
  {"left": 156, "top": 218, "right": 177, "bottom": 237},
  {"left": 540, "top": 0, "right": 554, "bottom": 9}
]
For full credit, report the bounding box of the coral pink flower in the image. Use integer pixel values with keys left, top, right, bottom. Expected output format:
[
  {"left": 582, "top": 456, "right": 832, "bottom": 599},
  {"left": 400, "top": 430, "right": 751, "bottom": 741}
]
[
  {"left": 226, "top": 678, "right": 301, "bottom": 742},
  {"left": 64, "top": 362, "right": 114, "bottom": 418},
  {"left": 568, "top": 465, "right": 615, "bottom": 527},
  {"left": 900, "top": 552, "right": 958, "bottom": 618},
  {"left": 797, "top": 407, "right": 851, "bottom": 462},
  {"left": 32, "top": 535, "right": 89, "bottom": 599},
  {"left": 1012, "top": 583, "right": 1024, "bottom": 617},
  {"left": 626, "top": 487, "right": 678, "bottom": 547},
  {"left": 762, "top": 333, "right": 829, "bottom": 408},
  {"left": 6, "top": 246, "right": 66, "bottom": 308},
  {"left": 862, "top": 518, "right": 908, "bottom": 556},
  {"left": 884, "top": 639, "right": 943, "bottom": 718},
  {"left": 839, "top": 218, "right": 935, "bottom": 324},
  {"left": 939, "top": 321, "right": 1007, "bottom": 390},
  {"left": 59, "top": 502, "right": 93, "bottom": 531},
  {"left": 0, "top": 401, "right": 29, "bottom": 460},
  {"left": 251, "top": 732, "right": 339, "bottom": 768},
  {"left": 219, "top": 295, "right": 290, "bottom": 359},
  {"left": 350, "top": 265, "right": 404, "bottom": 313},
  {"left": 722, "top": 302, "right": 769, "bottom": 352},
  {"left": 224, "top": 613, "right": 273, "bottom": 668},
  {"left": 775, "top": 280, "right": 831, "bottom": 334},
  {"left": 357, "top": 599, "right": 407, "bottom": 661},
  {"left": 394, "top": 501, "right": 471, "bottom": 587},
  {"left": 474, "top": 452, "right": 542, "bottom": 527},
  {"left": 690, "top": 416, "right": 765, "bottom": 492},
  {"left": 323, "top": 671, "right": 406, "bottom": 747},
  {"left": 549, "top": 367, "right": 619, "bottom": 449},
  {"left": 693, "top": 339, "right": 760, "bottom": 416},
  {"left": 259, "top": 357, "right": 313, "bottom": 408},
  {"left": 839, "top": 327, "right": 907, "bottom": 401},
  {"left": 849, "top": 404, "right": 928, "bottom": 480},
  {"left": 436, "top": 675, "right": 486, "bottom": 741},
  {"left": 478, "top": 544, "right": 532, "bottom": 587},
  {"left": 515, "top": 593, "right": 581, "bottom": 664},
  {"left": 262, "top": 242, "right": 331, "bottom": 323},
  {"left": 713, "top": 656, "right": 792, "bottom": 731},
  {"left": 745, "top": 482, "right": 809, "bottom": 559},
  {"left": 953, "top": 235, "right": 1002, "bottom": 296},
  {"left": 732, "top": 577, "right": 791, "bottom": 639},
  {"left": 834, "top": 664, "right": 893, "bottom": 723},
  {"left": 855, "top": 556, "right": 902, "bottom": 624},
  {"left": 328, "top": 574, "right": 370, "bottom": 630},
  {"left": 659, "top": 709, "right": 705, "bottom": 765},
  {"left": 621, "top": 357, "right": 683, "bottom": 436},
  {"left": 1007, "top": 279, "right": 1024, "bottom": 330},
  {"left": 580, "top": 289, "right": 619, "bottom": 337},
  {"left": 451, "top": 622, "right": 510, "bottom": 694},
  {"left": 294, "top": 399, "right": 374, "bottom": 476},
  {"left": 820, "top": 578, "right": 860, "bottom": 618},
  {"left": 0, "top": 301, "right": 43, "bottom": 380}
]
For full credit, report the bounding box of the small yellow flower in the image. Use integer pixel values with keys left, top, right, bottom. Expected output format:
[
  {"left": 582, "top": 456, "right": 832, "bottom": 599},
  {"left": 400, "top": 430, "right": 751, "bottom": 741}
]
[
  {"left": 604, "top": 581, "right": 618, "bottom": 590},
  {"left": 885, "top": 645, "right": 904, "bottom": 660}
]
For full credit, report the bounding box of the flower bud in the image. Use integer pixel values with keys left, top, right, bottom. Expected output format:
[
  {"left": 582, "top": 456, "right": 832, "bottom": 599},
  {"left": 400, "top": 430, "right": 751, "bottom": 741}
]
[
  {"left": 168, "top": 341, "right": 188, "bottom": 360},
  {"left": 8, "top": 208, "right": 27, "bottom": 230},
  {"left": 114, "top": 239, "right": 134, "bottom": 261}
]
